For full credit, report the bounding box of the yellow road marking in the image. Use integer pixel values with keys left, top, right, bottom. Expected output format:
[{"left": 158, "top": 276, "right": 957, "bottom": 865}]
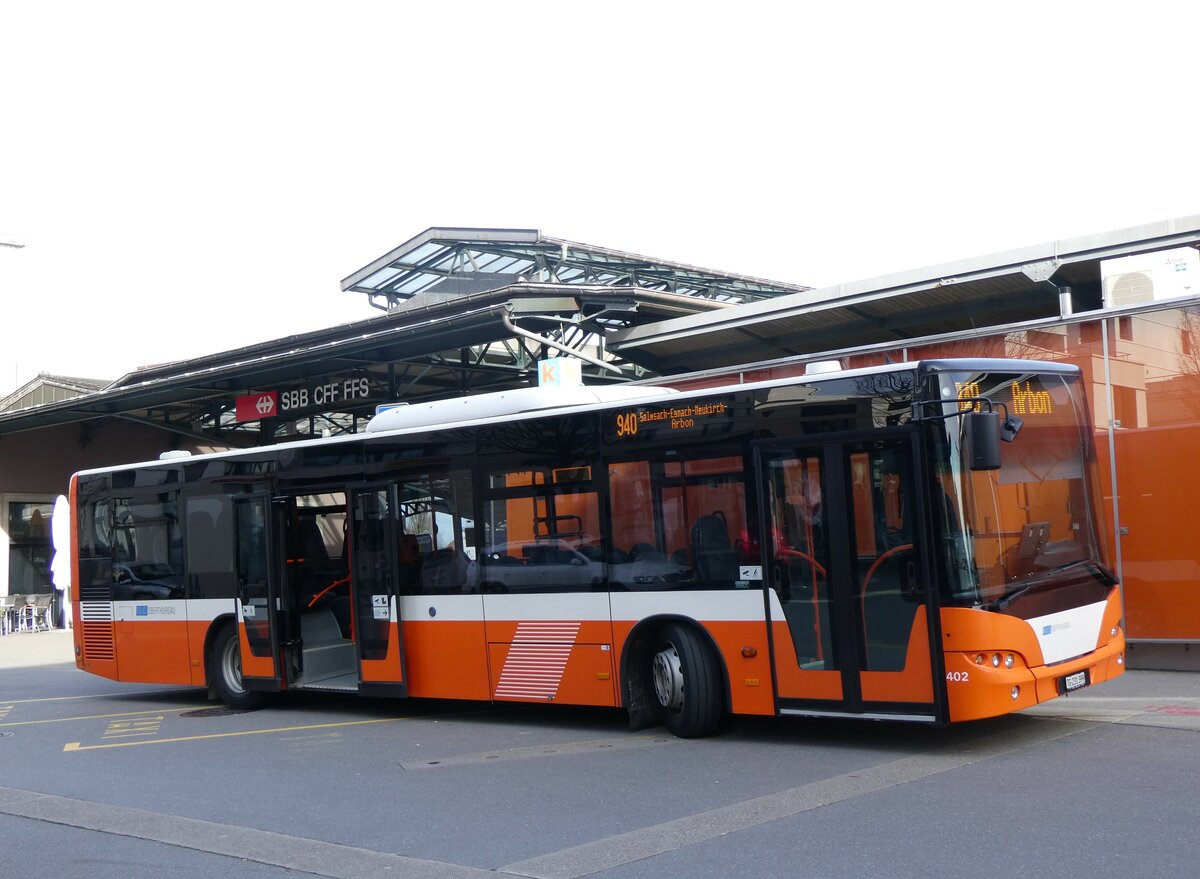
[
  {"left": 0, "top": 688, "right": 196, "bottom": 705},
  {"left": 64, "top": 716, "right": 404, "bottom": 751},
  {"left": 103, "top": 716, "right": 165, "bottom": 740},
  {"left": 1, "top": 708, "right": 181, "bottom": 728}
]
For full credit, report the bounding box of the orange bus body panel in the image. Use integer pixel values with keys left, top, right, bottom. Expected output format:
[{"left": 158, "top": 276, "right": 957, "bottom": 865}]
[
  {"left": 859, "top": 606, "right": 934, "bottom": 704},
  {"left": 400, "top": 619, "right": 490, "bottom": 700},
  {"left": 359, "top": 620, "right": 403, "bottom": 684},
  {"left": 187, "top": 620, "right": 211, "bottom": 686},
  {"left": 768, "top": 619, "right": 844, "bottom": 702},
  {"left": 238, "top": 622, "right": 276, "bottom": 680},
  {"left": 113, "top": 619, "right": 193, "bottom": 685},
  {"left": 941, "top": 589, "right": 1125, "bottom": 722},
  {"left": 487, "top": 641, "right": 616, "bottom": 706}
]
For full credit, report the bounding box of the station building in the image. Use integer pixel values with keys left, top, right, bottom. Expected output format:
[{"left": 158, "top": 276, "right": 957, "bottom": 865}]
[{"left": 2, "top": 219, "right": 1199, "bottom": 668}]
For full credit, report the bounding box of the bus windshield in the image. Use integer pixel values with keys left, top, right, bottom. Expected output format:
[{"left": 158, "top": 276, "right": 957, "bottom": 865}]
[{"left": 932, "top": 369, "right": 1111, "bottom": 607}]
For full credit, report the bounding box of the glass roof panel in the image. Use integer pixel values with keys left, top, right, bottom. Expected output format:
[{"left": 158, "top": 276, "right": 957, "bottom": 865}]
[
  {"left": 359, "top": 267, "right": 402, "bottom": 289},
  {"left": 404, "top": 242, "right": 445, "bottom": 264}
]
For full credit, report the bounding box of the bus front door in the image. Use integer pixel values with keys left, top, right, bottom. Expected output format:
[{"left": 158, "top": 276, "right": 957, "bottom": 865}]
[
  {"left": 349, "top": 485, "right": 407, "bottom": 696},
  {"left": 759, "top": 434, "right": 943, "bottom": 722},
  {"left": 233, "top": 495, "right": 286, "bottom": 688}
]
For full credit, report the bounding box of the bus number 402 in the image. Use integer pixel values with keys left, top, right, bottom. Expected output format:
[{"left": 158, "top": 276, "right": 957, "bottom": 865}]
[{"left": 946, "top": 671, "right": 970, "bottom": 682}]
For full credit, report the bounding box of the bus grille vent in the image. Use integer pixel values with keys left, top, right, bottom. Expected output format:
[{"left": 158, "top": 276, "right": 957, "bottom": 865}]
[
  {"left": 80, "top": 601, "right": 115, "bottom": 662},
  {"left": 79, "top": 582, "right": 113, "bottom": 602}
]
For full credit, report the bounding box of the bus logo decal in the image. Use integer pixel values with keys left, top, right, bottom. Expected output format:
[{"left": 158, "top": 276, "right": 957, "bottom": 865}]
[{"left": 495, "top": 621, "right": 581, "bottom": 701}]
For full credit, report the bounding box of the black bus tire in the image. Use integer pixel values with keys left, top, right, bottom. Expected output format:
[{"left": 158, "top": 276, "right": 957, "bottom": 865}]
[
  {"left": 650, "top": 622, "right": 723, "bottom": 737},
  {"left": 208, "top": 622, "right": 267, "bottom": 710}
]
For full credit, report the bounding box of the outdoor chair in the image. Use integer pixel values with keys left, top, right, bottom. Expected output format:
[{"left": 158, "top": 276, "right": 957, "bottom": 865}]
[
  {"left": 0, "top": 595, "right": 16, "bottom": 635},
  {"left": 32, "top": 594, "right": 54, "bottom": 631}
]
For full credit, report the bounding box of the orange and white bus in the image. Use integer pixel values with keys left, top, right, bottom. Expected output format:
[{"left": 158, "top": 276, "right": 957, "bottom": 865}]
[{"left": 69, "top": 358, "right": 1125, "bottom": 736}]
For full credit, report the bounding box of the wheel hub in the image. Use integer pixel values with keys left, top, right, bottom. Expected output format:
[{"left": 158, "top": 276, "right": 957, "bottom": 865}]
[
  {"left": 652, "top": 643, "right": 684, "bottom": 713},
  {"left": 221, "top": 636, "right": 246, "bottom": 694}
]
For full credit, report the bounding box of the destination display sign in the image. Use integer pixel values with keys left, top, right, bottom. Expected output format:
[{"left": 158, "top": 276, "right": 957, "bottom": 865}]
[
  {"left": 609, "top": 398, "right": 733, "bottom": 441},
  {"left": 956, "top": 378, "right": 1056, "bottom": 418}
]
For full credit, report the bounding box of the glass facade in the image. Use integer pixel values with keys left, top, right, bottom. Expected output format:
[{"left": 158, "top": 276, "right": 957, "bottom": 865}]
[{"left": 7, "top": 500, "right": 55, "bottom": 595}]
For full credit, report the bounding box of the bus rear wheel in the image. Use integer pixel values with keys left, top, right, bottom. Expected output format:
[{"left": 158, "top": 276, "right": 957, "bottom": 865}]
[
  {"left": 650, "top": 622, "right": 723, "bottom": 737},
  {"left": 209, "top": 622, "right": 267, "bottom": 710}
]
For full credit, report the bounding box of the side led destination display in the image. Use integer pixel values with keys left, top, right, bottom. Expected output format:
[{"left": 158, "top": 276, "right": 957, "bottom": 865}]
[{"left": 610, "top": 399, "right": 732, "bottom": 441}]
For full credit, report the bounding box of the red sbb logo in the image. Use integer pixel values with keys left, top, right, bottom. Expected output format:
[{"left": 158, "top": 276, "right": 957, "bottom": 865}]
[{"left": 235, "top": 391, "right": 279, "bottom": 423}]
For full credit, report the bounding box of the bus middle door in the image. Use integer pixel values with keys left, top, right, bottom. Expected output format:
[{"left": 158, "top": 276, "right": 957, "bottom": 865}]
[
  {"left": 349, "top": 485, "right": 407, "bottom": 696},
  {"left": 233, "top": 495, "right": 290, "bottom": 691},
  {"left": 758, "top": 433, "right": 943, "bottom": 722}
]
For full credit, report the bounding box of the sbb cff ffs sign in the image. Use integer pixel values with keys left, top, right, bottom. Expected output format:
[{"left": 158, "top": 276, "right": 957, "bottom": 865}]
[
  {"left": 280, "top": 377, "right": 371, "bottom": 413},
  {"left": 234, "top": 378, "right": 372, "bottom": 423},
  {"left": 235, "top": 391, "right": 279, "bottom": 422}
]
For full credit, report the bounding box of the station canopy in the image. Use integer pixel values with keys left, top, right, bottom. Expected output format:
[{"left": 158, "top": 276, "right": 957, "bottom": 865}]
[
  {"left": 8, "top": 218, "right": 1196, "bottom": 450},
  {"left": 0, "top": 228, "right": 807, "bottom": 447}
]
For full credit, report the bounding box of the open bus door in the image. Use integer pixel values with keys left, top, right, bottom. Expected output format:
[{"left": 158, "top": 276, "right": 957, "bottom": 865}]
[
  {"left": 349, "top": 485, "right": 407, "bottom": 695},
  {"left": 233, "top": 495, "right": 291, "bottom": 690},
  {"left": 757, "top": 432, "right": 946, "bottom": 723}
]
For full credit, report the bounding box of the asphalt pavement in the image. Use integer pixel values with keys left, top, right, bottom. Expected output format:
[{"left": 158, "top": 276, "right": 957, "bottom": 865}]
[
  {"left": 3, "top": 627, "right": 1200, "bottom": 878},
  {"left": 0, "top": 627, "right": 75, "bottom": 669}
]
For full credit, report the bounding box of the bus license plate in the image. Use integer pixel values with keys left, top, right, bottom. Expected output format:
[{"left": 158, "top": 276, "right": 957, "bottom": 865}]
[{"left": 1061, "top": 670, "right": 1090, "bottom": 694}]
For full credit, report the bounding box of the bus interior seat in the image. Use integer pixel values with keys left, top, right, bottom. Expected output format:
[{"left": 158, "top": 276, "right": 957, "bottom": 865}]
[
  {"left": 691, "top": 511, "right": 738, "bottom": 581},
  {"left": 299, "top": 519, "right": 330, "bottom": 561},
  {"left": 629, "top": 542, "right": 656, "bottom": 559},
  {"left": 421, "top": 549, "right": 468, "bottom": 592}
]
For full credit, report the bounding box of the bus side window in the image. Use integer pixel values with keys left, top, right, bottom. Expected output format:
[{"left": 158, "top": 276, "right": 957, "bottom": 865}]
[{"left": 607, "top": 454, "right": 748, "bottom": 591}]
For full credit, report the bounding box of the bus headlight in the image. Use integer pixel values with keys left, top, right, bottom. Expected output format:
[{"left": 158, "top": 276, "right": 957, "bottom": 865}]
[
  {"left": 991, "top": 653, "right": 1002, "bottom": 668},
  {"left": 974, "top": 654, "right": 986, "bottom": 665},
  {"left": 1011, "top": 686, "right": 1021, "bottom": 700},
  {"left": 1004, "top": 654, "right": 1015, "bottom": 669}
]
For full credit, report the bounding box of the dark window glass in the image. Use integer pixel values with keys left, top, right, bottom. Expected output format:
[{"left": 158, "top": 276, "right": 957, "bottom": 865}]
[
  {"left": 77, "top": 499, "right": 114, "bottom": 602},
  {"left": 235, "top": 498, "right": 273, "bottom": 657},
  {"left": 753, "top": 371, "right": 916, "bottom": 437},
  {"left": 8, "top": 501, "right": 54, "bottom": 595},
  {"left": 606, "top": 453, "right": 751, "bottom": 591},
  {"left": 481, "top": 464, "right": 602, "bottom": 594},
  {"left": 185, "top": 496, "right": 237, "bottom": 600},
  {"left": 396, "top": 471, "right": 476, "bottom": 596},
  {"left": 111, "top": 494, "right": 182, "bottom": 601},
  {"left": 352, "top": 488, "right": 392, "bottom": 660}
]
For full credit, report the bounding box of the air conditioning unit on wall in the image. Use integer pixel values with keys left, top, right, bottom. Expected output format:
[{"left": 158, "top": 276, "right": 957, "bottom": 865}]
[{"left": 1101, "top": 246, "right": 1199, "bottom": 308}]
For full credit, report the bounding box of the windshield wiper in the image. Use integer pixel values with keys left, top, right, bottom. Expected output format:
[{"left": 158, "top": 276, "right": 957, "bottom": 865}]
[
  {"left": 984, "top": 577, "right": 1047, "bottom": 612},
  {"left": 984, "top": 559, "right": 1115, "bottom": 611},
  {"left": 1084, "top": 559, "right": 1118, "bottom": 587}
]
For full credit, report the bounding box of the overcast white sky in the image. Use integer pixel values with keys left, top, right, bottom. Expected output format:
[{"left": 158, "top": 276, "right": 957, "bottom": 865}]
[{"left": 2, "top": 1, "right": 1198, "bottom": 391}]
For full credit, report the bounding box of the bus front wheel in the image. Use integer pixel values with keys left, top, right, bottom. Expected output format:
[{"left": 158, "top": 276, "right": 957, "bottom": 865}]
[
  {"left": 208, "top": 623, "right": 267, "bottom": 710},
  {"left": 650, "top": 622, "right": 723, "bottom": 737}
]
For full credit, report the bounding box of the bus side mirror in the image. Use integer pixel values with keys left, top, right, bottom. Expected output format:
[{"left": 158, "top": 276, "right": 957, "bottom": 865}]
[{"left": 965, "top": 410, "right": 1002, "bottom": 471}]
